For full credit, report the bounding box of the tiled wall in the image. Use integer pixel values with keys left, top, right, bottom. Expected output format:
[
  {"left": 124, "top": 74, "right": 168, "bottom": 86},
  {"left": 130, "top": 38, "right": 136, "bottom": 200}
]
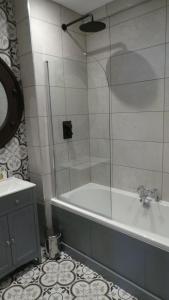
[
  {"left": 0, "top": 0, "right": 28, "bottom": 180},
  {"left": 16, "top": 0, "right": 90, "bottom": 201},
  {"left": 15, "top": 0, "right": 169, "bottom": 202},
  {"left": 87, "top": 0, "right": 169, "bottom": 200}
]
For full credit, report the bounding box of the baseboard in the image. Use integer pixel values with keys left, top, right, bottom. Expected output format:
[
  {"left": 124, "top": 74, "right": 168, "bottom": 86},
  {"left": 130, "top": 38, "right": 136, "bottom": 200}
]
[{"left": 62, "top": 242, "right": 161, "bottom": 300}]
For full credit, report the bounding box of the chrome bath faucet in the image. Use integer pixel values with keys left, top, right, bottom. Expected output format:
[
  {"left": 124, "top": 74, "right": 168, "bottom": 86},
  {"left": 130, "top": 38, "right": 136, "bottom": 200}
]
[{"left": 137, "top": 185, "right": 160, "bottom": 207}]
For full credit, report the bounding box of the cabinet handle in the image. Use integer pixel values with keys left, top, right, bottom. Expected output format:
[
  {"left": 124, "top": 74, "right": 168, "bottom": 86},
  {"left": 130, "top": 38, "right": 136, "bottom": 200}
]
[
  {"left": 15, "top": 199, "right": 20, "bottom": 205},
  {"left": 6, "top": 241, "right": 10, "bottom": 246},
  {"left": 11, "top": 238, "right": 15, "bottom": 244}
]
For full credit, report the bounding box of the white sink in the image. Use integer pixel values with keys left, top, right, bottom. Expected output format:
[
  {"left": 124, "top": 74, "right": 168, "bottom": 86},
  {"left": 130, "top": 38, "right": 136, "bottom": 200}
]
[{"left": 0, "top": 177, "right": 36, "bottom": 198}]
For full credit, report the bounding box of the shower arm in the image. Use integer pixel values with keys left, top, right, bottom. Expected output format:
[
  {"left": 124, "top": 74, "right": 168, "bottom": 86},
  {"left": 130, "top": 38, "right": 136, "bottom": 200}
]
[
  {"left": 62, "top": 13, "right": 93, "bottom": 31},
  {"left": 62, "top": 0, "right": 151, "bottom": 32}
]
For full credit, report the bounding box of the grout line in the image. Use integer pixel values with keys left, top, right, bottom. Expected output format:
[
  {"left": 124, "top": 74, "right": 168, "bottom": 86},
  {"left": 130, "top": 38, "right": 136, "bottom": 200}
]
[
  {"left": 161, "top": 0, "right": 168, "bottom": 198},
  {"left": 83, "top": 30, "right": 91, "bottom": 183},
  {"left": 29, "top": 16, "right": 86, "bottom": 37},
  {"left": 16, "top": 1, "right": 165, "bottom": 31},
  {"left": 20, "top": 41, "right": 167, "bottom": 64},
  {"left": 23, "top": 85, "right": 88, "bottom": 90},
  {"left": 110, "top": 42, "right": 166, "bottom": 58},
  {"left": 88, "top": 78, "right": 167, "bottom": 89},
  {"left": 60, "top": 20, "right": 73, "bottom": 193},
  {"left": 20, "top": 50, "right": 87, "bottom": 64},
  {"left": 52, "top": 139, "right": 90, "bottom": 145},
  {"left": 109, "top": 5, "right": 166, "bottom": 29},
  {"left": 89, "top": 111, "right": 166, "bottom": 114},
  {"left": 106, "top": 5, "right": 113, "bottom": 194},
  {"left": 91, "top": 137, "right": 164, "bottom": 143},
  {"left": 89, "top": 1, "right": 166, "bottom": 31},
  {"left": 112, "top": 163, "right": 163, "bottom": 174},
  {"left": 110, "top": 77, "right": 166, "bottom": 87},
  {"left": 111, "top": 139, "right": 165, "bottom": 144},
  {"left": 87, "top": 43, "right": 166, "bottom": 63}
]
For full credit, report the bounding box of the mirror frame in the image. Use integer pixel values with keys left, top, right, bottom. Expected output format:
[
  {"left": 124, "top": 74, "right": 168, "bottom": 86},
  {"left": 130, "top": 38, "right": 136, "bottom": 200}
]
[{"left": 0, "top": 57, "right": 24, "bottom": 148}]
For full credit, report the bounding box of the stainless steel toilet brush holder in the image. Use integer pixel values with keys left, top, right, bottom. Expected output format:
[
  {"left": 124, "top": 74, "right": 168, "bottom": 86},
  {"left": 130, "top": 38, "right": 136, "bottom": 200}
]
[{"left": 46, "top": 233, "right": 61, "bottom": 260}]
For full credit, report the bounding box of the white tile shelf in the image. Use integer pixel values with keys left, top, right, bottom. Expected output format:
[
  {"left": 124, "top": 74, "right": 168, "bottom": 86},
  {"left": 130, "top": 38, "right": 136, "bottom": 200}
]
[{"left": 60, "top": 156, "right": 109, "bottom": 170}]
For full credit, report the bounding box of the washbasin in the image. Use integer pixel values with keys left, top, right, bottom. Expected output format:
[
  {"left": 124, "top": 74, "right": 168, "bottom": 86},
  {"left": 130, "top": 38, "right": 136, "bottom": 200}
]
[{"left": 0, "top": 177, "right": 35, "bottom": 198}]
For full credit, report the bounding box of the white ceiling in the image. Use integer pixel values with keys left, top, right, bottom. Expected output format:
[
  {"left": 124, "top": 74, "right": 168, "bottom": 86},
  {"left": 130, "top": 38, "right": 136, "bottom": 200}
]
[{"left": 54, "top": 0, "right": 112, "bottom": 14}]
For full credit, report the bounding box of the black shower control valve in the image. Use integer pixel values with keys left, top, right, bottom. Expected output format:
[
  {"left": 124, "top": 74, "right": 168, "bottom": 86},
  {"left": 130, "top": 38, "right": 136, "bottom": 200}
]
[{"left": 63, "top": 121, "right": 73, "bottom": 139}]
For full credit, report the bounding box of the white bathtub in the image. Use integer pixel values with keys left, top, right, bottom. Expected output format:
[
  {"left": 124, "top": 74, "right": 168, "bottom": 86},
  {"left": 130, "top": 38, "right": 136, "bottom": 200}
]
[{"left": 51, "top": 183, "right": 169, "bottom": 252}]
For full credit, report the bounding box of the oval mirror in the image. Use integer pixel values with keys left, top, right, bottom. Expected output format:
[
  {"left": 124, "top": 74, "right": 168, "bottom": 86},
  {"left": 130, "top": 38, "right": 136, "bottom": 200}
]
[
  {"left": 0, "top": 82, "right": 8, "bottom": 127},
  {"left": 0, "top": 57, "right": 24, "bottom": 148}
]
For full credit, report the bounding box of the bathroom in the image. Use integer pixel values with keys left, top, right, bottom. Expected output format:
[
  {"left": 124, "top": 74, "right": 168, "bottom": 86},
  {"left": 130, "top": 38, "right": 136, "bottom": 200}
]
[{"left": 0, "top": 0, "right": 169, "bottom": 299}]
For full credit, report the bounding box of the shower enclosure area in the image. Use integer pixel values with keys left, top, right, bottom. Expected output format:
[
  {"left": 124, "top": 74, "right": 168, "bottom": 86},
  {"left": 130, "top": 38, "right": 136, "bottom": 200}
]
[{"left": 47, "top": 0, "right": 168, "bottom": 218}]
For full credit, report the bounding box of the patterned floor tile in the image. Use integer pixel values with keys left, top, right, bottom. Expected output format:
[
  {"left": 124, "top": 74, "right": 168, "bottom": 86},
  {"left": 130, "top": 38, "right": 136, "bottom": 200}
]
[{"left": 0, "top": 249, "right": 138, "bottom": 300}]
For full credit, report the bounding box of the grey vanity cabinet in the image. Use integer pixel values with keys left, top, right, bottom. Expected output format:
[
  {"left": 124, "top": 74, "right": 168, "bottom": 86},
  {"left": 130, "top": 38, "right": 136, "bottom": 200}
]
[
  {"left": 0, "top": 216, "right": 12, "bottom": 275},
  {"left": 8, "top": 205, "right": 38, "bottom": 266},
  {"left": 0, "top": 187, "right": 41, "bottom": 280}
]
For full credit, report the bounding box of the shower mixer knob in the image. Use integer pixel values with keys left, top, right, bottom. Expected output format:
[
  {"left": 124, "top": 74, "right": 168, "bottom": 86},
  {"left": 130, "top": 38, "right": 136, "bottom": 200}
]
[{"left": 63, "top": 121, "right": 73, "bottom": 139}]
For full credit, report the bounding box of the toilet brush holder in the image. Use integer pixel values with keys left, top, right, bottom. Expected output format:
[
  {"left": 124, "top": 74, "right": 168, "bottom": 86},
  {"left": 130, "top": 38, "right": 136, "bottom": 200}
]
[{"left": 46, "top": 233, "right": 61, "bottom": 260}]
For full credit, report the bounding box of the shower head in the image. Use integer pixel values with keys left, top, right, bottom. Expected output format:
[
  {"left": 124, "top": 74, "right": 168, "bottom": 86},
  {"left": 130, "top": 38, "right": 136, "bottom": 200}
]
[
  {"left": 62, "top": 13, "right": 106, "bottom": 33},
  {"left": 79, "top": 19, "right": 106, "bottom": 33}
]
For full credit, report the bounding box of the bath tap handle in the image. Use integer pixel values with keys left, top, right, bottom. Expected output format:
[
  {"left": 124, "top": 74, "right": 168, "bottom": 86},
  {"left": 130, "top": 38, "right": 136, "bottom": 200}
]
[
  {"left": 6, "top": 240, "right": 10, "bottom": 246},
  {"left": 11, "top": 238, "right": 15, "bottom": 244},
  {"left": 137, "top": 185, "right": 150, "bottom": 205},
  {"left": 137, "top": 185, "right": 145, "bottom": 195},
  {"left": 137, "top": 185, "right": 148, "bottom": 199},
  {"left": 150, "top": 188, "right": 160, "bottom": 202}
]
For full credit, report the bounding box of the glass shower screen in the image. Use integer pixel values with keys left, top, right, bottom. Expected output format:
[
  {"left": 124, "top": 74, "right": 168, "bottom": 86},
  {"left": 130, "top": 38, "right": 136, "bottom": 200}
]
[{"left": 46, "top": 55, "right": 112, "bottom": 219}]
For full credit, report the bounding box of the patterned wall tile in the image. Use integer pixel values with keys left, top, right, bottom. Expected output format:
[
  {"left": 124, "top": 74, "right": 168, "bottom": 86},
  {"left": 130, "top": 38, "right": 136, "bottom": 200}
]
[{"left": 0, "top": 0, "right": 28, "bottom": 179}]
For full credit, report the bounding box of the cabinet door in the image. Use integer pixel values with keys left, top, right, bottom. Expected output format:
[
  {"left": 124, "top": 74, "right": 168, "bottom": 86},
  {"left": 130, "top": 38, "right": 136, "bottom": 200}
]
[
  {"left": 8, "top": 205, "right": 38, "bottom": 266},
  {"left": 0, "top": 216, "right": 12, "bottom": 275}
]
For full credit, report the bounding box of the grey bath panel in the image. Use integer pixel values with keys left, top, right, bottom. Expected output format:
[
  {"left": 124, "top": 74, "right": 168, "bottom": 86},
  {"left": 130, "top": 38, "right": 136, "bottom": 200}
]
[
  {"left": 63, "top": 243, "right": 161, "bottom": 300},
  {"left": 144, "top": 244, "right": 169, "bottom": 300},
  {"left": 52, "top": 206, "right": 92, "bottom": 256},
  {"left": 52, "top": 206, "right": 169, "bottom": 299},
  {"left": 90, "top": 222, "right": 145, "bottom": 288}
]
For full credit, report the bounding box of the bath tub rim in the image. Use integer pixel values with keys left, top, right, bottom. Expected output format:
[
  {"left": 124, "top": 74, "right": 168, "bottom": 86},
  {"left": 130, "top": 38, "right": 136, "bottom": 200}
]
[{"left": 51, "top": 196, "right": 169, "bottom": 253}]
